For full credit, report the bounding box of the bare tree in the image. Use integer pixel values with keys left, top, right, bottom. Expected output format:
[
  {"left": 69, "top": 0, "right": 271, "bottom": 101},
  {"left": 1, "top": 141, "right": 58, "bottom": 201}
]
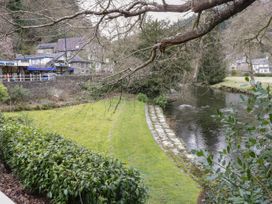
[
  {"left": 0, "top": 0, "right": 259, "bottom": 80},
  {"left": 223, "top": 0, "right": 272, "bottom": 75}
]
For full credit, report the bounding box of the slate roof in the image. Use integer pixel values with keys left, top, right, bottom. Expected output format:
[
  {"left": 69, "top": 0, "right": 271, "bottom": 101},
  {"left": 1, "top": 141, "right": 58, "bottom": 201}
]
[
  {"left": 37, "top": 43, "right": 56, "bottom": 49},
  {"left": 236, "top": 57, "right": 270, "bottom": 66},
  {"left": 69, "top": 55, "right": 89, "bottom": 63},
  {"left": 16, "top": 53, "right": 64, "bottom": 60},
  {"left": 236, "top": 57, "right": 246, "bottom": 64},
  {"left": 252, "top": 58, "right": 270, "bottom": 65},
  {"left": 54, "top": 37, "right": 86, "bottom": 52}
]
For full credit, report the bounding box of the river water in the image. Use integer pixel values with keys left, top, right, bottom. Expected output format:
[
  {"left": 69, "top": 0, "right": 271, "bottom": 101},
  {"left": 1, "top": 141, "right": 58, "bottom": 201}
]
[{"left": 165, "top": 86, "right": 249, "bottom": 155}]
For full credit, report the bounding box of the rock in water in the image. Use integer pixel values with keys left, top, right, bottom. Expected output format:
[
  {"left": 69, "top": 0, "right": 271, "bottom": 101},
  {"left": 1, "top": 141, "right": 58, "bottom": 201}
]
[{"left": 178, "top": 104, "right": 194, "bottom": 110}]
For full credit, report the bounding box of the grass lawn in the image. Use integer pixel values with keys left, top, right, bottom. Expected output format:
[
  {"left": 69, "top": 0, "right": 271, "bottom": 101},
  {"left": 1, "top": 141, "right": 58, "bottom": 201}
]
[
  {"left": 212, "top": 76, "right": 272, "bottom": 91},
  {"left": 7, "top": 99, "right": 200, "bottom": 204}
]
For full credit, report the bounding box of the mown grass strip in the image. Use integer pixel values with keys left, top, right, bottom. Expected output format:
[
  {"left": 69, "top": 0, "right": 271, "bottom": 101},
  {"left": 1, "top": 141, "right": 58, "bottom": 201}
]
[{"left": 7, "top": 99, "right": 200, "bottom": 204}]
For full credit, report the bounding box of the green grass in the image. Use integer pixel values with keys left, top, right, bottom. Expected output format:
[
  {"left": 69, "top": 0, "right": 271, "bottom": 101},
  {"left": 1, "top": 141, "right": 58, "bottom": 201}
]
[
  {"left": 7, "top": 99, "right": 200, "bottom": 204},
  {"left": 212, "top": 76, "right": 272, "bottom": 91}
]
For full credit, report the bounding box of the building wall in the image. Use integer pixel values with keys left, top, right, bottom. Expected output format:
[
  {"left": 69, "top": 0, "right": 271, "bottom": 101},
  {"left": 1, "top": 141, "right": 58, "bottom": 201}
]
[
  {"left": 37, "top": 48, "right": 54, "bottom": 54},
  {"left": 17, "top": 60, "right": 29, "bottom": 67},
  {"left": 71, "top": 62, "right": 91, "bottom": 75},
  {"left": 29, "top": 58, "right": 52, "bottom": 66},
  {"left": 3, "top": 75, "right": 103, "bottom": 102}
]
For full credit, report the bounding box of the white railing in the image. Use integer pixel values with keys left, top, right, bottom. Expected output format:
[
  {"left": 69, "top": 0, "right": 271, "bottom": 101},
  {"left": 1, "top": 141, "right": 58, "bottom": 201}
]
[{"left": 0, "top": 74, "right": 56, "bottom": 82}]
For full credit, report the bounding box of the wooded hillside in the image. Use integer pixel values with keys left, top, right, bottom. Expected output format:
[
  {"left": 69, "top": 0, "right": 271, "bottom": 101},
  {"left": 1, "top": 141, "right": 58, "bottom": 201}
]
[{"left": 0, "top": 0, "right": 93, "bottom": 57}]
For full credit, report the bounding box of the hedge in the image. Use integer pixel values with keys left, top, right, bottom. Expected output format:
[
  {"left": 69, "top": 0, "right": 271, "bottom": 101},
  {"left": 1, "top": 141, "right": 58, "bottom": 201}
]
[
  {"left": 0, "top": 118, "right": 147, "bottom": 204},
  {"left": 254, "top": 73, "right": 272, "bottom": 77}
]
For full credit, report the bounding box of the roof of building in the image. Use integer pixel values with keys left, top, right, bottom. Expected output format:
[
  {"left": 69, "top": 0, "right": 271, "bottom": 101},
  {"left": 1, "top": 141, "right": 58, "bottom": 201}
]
[
  {"left": 27, "top": 66, "right": 56, "bottom": 71},
  {"left": 236, "top": 57, "right": 270, "bottom": 65},
  {"left": 69, "top": 55, "right": 89, "bottom": 63},
  {"left": 236, "top": 57, "right": 246, "bottom": 64},
  {"left": 252, "top": 57, "right": 270, "bottom": 65},
  {"left": 37, "top": 43, "right": 56, "bottom": 49},
  {"left": 16, "top": 53, "right": 64, "bottom": 60},
  {"left": 54, "top": 37, "right": 86, "bottom": 52}
]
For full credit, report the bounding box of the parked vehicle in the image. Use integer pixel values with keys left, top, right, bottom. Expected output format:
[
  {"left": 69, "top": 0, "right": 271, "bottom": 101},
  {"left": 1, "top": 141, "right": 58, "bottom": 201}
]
[{"left": 42, "top": 73, "right": 57, "bottom": 80}]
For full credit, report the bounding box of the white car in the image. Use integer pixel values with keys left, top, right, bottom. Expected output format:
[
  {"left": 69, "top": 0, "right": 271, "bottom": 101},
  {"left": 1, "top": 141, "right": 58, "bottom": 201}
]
[{"left": 42, "top": 73, "right": 57, "bottom": 80}]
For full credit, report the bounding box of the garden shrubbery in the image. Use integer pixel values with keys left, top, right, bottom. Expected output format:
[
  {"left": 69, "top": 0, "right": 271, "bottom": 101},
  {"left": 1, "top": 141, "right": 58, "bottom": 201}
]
[
  {"left": 137, "top": 93, "right": 148, "bottom": 103},
  {"left": 154, "top": 95, "right": 167, "bottom": 109},
  {"left": 0, "top": 83, "right": 9, "bottom": 102},
  {"left": 0, "top": 118, "right": 147, "bottom": 204},
  {"left": 254, "top": 73, "right": 272, "bottom": 77},
  {"left": 9, "top": 85, "right": 31, "bottom": 103}
]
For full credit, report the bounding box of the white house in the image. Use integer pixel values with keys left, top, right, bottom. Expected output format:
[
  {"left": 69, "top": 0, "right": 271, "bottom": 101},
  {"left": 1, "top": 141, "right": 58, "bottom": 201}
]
[
  {"left": 252, "top": 57, "right": 271, "bottom": 73},
  {"left": 233, "top": 56, "right": 271, "bottom": 74},
  {"left": 16, "top": 53, "right": 64, "bottom": 67}
]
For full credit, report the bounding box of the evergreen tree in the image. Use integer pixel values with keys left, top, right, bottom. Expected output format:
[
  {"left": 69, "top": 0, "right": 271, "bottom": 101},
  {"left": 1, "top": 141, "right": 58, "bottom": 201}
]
[
  {"left": 197, "top": 29, "right": 226, "bottom": 85},
  {"left": 129, "top": 19, "right": 193, "bottom": 97}
]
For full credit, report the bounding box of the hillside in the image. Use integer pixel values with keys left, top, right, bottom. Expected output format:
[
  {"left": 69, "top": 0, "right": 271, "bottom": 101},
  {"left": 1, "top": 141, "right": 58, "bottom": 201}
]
[
  {"left": 223, "top": 0, "right": 272, "bottom": 61},
  {"left": 0, "top": 0, "right": 93, "bottom": 56}
]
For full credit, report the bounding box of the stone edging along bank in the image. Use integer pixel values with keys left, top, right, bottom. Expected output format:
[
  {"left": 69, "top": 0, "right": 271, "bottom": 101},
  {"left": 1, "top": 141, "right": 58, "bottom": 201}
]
[{"left": 145, "top": 105, "right": 196, "bottom": 162}]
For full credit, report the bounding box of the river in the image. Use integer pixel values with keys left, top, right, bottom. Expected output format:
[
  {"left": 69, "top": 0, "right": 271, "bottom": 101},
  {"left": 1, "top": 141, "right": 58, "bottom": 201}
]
[{"left": 165, "top": 86, "right": 249, "bottom": 155}]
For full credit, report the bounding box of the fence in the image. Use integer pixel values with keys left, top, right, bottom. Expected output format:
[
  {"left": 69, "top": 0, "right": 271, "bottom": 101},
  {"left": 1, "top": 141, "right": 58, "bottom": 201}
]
[{"left": 0, "top": 74, "right": 56, "bottom": 82}]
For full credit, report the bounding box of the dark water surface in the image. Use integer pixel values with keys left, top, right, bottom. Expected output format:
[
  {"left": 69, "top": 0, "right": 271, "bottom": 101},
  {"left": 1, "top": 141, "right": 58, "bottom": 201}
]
[{"left": 165, "top": 86, "right": 249, "bottom": 155}]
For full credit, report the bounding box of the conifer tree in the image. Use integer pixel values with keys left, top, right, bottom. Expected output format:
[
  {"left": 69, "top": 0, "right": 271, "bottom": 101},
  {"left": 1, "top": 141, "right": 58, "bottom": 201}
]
[{"left": 198, "top": 29, "right": 226, "bottom": 85}]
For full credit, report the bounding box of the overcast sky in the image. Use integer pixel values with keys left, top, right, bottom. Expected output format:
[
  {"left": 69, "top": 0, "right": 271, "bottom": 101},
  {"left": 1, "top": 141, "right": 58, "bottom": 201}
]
[
  {"left": 79, "top": 0, "right": 189, "bottom": 23},
  {"left": 149, "top": 0, "right": 189, "bottom": 22},
  {"left": 78, "top": 0, "right": 189, "bottom": 37}
]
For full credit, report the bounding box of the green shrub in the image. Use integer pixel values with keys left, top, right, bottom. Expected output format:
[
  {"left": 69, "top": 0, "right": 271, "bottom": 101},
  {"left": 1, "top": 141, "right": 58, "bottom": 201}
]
[
  {"left": 137, "top": 93, "right": 148, "bottom": 103},
  {"left": 0, "top": 83, "right": 9, "bottom": 102},
  {"left": 154, "top": 95, "right": 167, "bottom": 109},
  {"left": 231, "top": 70, "right": 238, "bottom": 76},
  {"left": 243, "top": 72, "right": 250, "bottom": 77},
  {"left": 254, "top": 73, "right": 272, "bottom": 77},
  {"left": 0, "top": 119, "right": 148, "bottom": 204},
  {"left": 127, "top": 77, "right": 162, "bottom": 98},
  {"left": 9, "top": 85, "right": 31, "bottom": 103}
]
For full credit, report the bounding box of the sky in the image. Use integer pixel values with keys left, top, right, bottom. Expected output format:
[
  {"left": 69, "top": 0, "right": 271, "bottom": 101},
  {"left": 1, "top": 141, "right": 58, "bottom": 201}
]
[
  {"left": 79, "top": 0, "right": 189, "bottom": 22},
  {"left": 149, "top": 0, "right": 189, "bottom": 22},
  {"left": 77, "top": 0, "right": 190, "bottom": 37}
]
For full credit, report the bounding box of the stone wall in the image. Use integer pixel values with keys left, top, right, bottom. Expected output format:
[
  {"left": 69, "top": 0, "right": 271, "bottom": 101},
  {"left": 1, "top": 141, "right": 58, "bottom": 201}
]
[{"left": 3, "top": 75, "right": 102, "bottom": 103}]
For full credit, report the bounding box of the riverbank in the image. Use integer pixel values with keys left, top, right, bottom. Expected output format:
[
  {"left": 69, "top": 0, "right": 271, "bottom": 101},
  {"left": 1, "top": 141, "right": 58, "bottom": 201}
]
[
  {"left": 145, "top": 105, "right": 202, "bottom": 176},
  {"left": 211, "top": 76, "right": 272, "bottom": 93},
  {"left": 6, "top": 99, "right": 200, "bottom": 204}
]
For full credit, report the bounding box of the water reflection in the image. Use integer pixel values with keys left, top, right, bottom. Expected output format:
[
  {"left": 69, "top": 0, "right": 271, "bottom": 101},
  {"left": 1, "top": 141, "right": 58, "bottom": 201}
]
[{"left": 165, "top": 86, "right": 247, "bottom": 155}]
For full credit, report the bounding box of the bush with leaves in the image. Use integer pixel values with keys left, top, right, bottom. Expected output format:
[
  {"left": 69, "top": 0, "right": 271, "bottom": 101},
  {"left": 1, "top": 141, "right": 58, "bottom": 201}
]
[
  {"left": 0, "top": 119, "right": 148, "bottom": 204},
  {"left": 137, "top": 93, "right": 149, "bottom": 103},
  {"left": 195, "top": 80, "right": 272, "bottom": 203},
  {"left": 154, "top": 95, "right": 167, "bottom": 109},
  {"left": 231, "top": 69, "right": 239, "bottom": 76},
  {"left": 9, "top": 85, "right": 31, "bottom": 103},
  {"left": 0, "top": 83, "right": 9, "bottom": 102}
]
